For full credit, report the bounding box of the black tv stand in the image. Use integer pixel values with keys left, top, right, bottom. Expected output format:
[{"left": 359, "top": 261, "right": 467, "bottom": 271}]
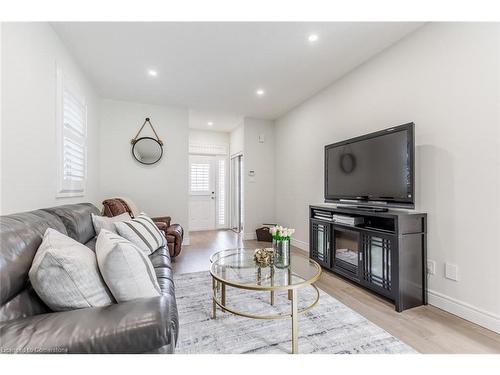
[
  {"left": 309, "top": 204, "right": 427, "bottom": 312},
  {"left": 352, "top": 205, "right": 388, "bottom": 212}
]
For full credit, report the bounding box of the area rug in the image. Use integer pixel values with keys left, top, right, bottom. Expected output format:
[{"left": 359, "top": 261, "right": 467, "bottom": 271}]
[{"left": 174, "top": 271, "right": 417, "bottom": 354}]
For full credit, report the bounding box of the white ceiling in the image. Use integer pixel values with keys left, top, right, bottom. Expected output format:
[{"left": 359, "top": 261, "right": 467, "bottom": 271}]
[
  {"left": 51, "top": 22, "right": 423, "bottom": 125},
  {"left": 188, "top": 110, "right": 242, "bottom": 132}
]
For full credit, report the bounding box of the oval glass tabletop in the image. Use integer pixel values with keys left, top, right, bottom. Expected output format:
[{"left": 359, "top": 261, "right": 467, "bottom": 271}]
[
  {"left": 209, "top": 247, "right": 247, "bottom": 264},
  {"left": 210, "top": 248, "right": 321, "bottom": 291}
]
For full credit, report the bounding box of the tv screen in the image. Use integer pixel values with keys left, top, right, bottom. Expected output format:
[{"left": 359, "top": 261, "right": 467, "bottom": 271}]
[{"left": 325, "top": 123, "right": 414, "bottom": 208}]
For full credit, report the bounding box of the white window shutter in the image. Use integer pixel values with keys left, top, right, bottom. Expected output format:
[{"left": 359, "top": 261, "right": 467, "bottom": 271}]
[
  {"left": 217, "top": 159, "right": 225, "bottom": 226},
  {"left": 190, "top": 163, "right": 210, "bottom": 192},
  {"left": 56, "top": 66, "right": 87, "bottom": 197}
]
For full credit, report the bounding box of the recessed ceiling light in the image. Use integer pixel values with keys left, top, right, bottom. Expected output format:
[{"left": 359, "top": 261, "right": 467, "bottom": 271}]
[
  {"left": 308, "top": 34, "right": 319, "bottom": 43},
  {"left": 148, "top": 69, "right": 158, "bottom": 77},
  {"left": 207, "top": 121, "right": 214, "bottom": 126},
  {"left": 256, "top": 89, "right": 265, "bottom": 97}
]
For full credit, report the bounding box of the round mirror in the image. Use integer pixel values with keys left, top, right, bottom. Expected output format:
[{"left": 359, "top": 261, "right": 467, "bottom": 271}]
[{"left": 132, "top": 137, "right": 163, "bottom": 165}]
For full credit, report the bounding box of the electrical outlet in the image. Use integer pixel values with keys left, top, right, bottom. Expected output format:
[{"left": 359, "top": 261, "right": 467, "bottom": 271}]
[
  {"left": 426, "top": 259, "right": 436, "bottom": 275},
  {"left": 445, "top": 263, "right": 459, "bottom": 281}
]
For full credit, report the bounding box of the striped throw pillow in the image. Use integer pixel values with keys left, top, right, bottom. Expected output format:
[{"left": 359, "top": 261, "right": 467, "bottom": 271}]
[{"left": 114, "top": 214, "right": 165, "bottom": 254}]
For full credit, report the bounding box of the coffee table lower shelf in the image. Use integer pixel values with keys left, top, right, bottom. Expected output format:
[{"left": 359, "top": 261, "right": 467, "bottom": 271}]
[{"left": 210, "top": 276, "right": 321, "bottom": 354}]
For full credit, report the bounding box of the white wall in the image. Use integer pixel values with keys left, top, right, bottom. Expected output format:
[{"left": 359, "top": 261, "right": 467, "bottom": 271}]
[
  {"left": 243, "top": 117, "right": 275, "bottom": 239},
  {"left": 189, "top": 129, "right": 229, "bottom": 146},
  {"left": 274, "top": 23, "right": 500, "bottom": 332},
  {"left": 99, "top": 99, "right": 189, "bottom": 232},
  {"left": 229, "top": 122, "right": 244, "bottom": 156},
  {"left": 1, "top": 22, "right": 101, "bottom": 214}
]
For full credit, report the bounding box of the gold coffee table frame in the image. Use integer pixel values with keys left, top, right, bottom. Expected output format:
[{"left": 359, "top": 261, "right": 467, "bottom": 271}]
[{"left": 210, "top": 249, "right": 322, "bottom": 354}]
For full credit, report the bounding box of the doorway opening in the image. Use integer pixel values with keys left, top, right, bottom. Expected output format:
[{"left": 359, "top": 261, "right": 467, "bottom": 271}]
[{"left": 230, "top": 154, "right": 243, "bottom": 233}]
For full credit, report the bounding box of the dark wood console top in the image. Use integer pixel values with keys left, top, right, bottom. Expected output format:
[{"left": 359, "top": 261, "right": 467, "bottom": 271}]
[{"left": 310, "top": 203, "right": 426, "bottom": 218}]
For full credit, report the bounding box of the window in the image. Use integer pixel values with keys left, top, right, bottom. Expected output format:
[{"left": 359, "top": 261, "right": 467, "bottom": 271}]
[
  {"left": 217, "top": 159, "right": 225, "bottom": 226},
  {"left": 190, "top": 163, "right": 210, "bottom": 192},
  {"left": 56, "top": 66, "right": 87, "bottom": 197}
]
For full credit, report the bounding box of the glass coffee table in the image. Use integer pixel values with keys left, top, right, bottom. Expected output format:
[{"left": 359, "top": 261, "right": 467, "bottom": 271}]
[{"left": 210, "top": 248, "right": 322, "bottom": 354}]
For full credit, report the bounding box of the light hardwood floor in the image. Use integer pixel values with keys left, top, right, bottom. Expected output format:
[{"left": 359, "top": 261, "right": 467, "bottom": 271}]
[{"left": 173, "top": 230, "right": 500, "bottom": 354}]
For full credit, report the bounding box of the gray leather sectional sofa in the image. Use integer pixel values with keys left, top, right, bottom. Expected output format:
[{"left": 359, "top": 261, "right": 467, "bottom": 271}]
[{"left": 0, "top": 203, "right": 178, "bottom": 353}]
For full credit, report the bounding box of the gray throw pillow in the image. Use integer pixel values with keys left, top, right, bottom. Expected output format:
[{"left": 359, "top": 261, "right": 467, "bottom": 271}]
[
  {"left": 29, "top": 228, "right": 114, "bottom": 311},
  {"left": 96, "top": 229, "right": 161, "bottom": 302},
  {"left": 114, "top": 214, "right": 165, "bottom": 255}
]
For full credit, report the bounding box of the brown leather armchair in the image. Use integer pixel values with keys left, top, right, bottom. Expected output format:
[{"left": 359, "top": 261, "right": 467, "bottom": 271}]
[{"left": 102, "top": 198, "right": 183, "bottom": 258}]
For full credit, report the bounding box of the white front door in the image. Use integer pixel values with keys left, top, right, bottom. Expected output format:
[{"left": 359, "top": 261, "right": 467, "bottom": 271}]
[{"left": 189, "top": 155, "right": 216, "bottom": 231}]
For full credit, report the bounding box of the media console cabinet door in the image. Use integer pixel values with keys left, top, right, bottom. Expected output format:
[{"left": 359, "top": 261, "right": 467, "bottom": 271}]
[
  {"left": 309, "top": 219, "right": 331, "bottom": 268},
  {"left": 360, "top": 232, "right": 394, "bottom": 299}
]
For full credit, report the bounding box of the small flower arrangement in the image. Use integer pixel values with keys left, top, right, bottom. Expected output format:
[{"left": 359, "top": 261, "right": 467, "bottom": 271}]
[
  {"left": 269, "top": 225, "right": 295, "bottom": 241},
  {"left": 254, "top": 248, "right": 274, "bottom": 267}
]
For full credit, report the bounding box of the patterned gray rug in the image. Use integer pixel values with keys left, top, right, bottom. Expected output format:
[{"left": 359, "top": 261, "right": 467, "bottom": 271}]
[{"left": 174, "top": 271, "right": 417, "bottom": 354}]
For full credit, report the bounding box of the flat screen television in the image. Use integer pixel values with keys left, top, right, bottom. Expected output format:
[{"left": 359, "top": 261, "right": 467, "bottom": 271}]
[{"left": 324, "top": 122, "right": 415, "bottom": 209}]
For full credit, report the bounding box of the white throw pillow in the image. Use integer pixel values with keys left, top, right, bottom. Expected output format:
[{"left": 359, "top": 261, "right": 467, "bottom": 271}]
[
  {"left": 96, "top": 229, "right": 161, "bottom": 302},
  {"left": 29, "top": 228, "right": 114, "bottom": 311},
  {"left": 114, "top": 214, "right": 165, "bottom": 255},
  {"left": 91, "top": 212, "right": 131, "bottom": 236}
]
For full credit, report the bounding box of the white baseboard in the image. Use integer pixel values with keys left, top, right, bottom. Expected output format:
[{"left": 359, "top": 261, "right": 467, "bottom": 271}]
[
  {"left": 428, "top": 289, "right": 500, "bottom": 334},
  {"left": 244, "top": 232, "right": 256, "bottom": 240},
  {"left": 182, "top": 234, "right": 190, "bottom": 246},
  {"left": 291, "top": 238, "right": 309, "bottom": 253}
]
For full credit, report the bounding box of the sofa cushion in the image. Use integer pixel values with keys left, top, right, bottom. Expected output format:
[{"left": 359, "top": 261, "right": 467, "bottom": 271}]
[
  {"left": 148, "top": 246, "right": 174, "bottom": 296},
  {"left": 114, "top": 214, "right": 165, "bottom": 255},
  {"left": 0, "top": 294, "right": 178, "bottom": 353},
  {"left": 43, "top": 203, "right": 99, "bottom": 244},
  {"left": 29, "top": 228, "right": 114, "bottom": 311},
  {"left": 85, "top": 237, "right": 97, "bottom": 251},
  {"left": 0, "top": 210, "right": 67, "bottom": 310},
  {"left": 96, "top": 230, "right": 161, "bottom": 302},
  {"left": 0, "top": 284, "right": 50, "bottom": 323},
  {"left": 91, "top": 212, "right": 130, "bottom": 236},
  {"left": 148, "top": 246, "right": 172, "bottom": 269}
]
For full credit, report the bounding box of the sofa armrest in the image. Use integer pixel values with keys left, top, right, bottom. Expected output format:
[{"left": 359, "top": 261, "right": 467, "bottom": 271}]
[
  {"left": 0, "top": 295, "right": 178, "bottom": 354},
  {"left": 152, "top": 216, "right": 171, "bottom": 227}
]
